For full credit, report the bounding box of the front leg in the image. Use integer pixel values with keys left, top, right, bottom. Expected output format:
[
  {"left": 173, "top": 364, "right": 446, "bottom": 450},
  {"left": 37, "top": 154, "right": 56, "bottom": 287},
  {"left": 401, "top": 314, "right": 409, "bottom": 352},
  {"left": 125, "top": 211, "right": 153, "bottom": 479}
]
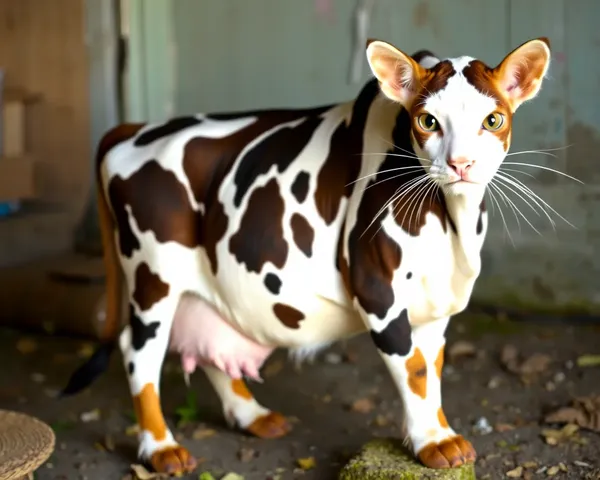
[{"left": 364, "top": 307, "right": 476, "bottom": 468}]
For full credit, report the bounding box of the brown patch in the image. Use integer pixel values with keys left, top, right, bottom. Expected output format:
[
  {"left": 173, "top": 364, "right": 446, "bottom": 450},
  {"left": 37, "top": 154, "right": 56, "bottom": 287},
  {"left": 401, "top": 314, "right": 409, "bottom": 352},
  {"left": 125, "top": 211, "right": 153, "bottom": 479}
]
[
  {"left": 273, "top": 303, "right": 305, "bottom": 329},
  {"left": 314, "top": 80, "right": 379, "bottom": 225},
  {"left": 108, "top": 161, "right": 203, "bottom": 258},
  {"left": 245, "top": 411, "right": 292, "bottom": 439},
  {"left": 132, "top": 262, "right": 170, "bottom": 312},
  {"left": 231, "top": 379, "right": 253, "bottom": 401},
  {"left": 290, "top": 213, "right": 314, "bottom": 258},
  {"left": 132, "top": 383, "right": 167, "bottom": 442},
  {"left": 438, "top": 407, "right": 449, "bottom": 429},
  {"left": 435, "top": 345, "right": 445, "bottom": 379},
  {"left": 96, "top": 123, "right": 145, "bottom": 174},
  {"left": 406, "top": 348, "right": 428, "bottom": 399},
  {"left": 462, "top": 60, "right": 513, "bottom": 149},
  {"left": 418, "top": 435, "right": 477, "bottom": 469},
  {"left": 229, "top": 179, "right": 288, "bottom": 273},
  {"left": 150, "top": 445, "right": 197, "bottom": 475}
]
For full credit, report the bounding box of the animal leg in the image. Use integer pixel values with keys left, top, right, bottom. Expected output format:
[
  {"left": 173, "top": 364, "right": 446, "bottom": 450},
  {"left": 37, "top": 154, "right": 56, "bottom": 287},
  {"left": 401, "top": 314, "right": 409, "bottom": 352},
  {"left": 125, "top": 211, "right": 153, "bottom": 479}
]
[
  {"left": 362, "top": 311, "right": 476, "bottom": 468},
  {"left": 202, "top": 366, "right": 292, "bottom": 439},
  {"left": 120, "top": 291, "right": 197, "bottom": 475}
]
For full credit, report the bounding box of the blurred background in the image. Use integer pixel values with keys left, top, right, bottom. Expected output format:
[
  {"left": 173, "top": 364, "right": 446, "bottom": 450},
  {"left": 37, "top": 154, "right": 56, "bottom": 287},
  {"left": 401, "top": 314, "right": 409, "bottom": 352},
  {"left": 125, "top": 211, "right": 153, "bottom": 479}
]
[{"left": 0, "top": 1, "right": 598, "bottom": 479}]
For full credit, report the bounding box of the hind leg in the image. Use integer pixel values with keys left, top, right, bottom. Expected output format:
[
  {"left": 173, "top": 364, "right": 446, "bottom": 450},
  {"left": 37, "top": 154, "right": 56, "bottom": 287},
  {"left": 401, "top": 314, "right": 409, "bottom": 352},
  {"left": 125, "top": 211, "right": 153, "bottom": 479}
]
[
  {"left": 120, "top": 290, "right": 197, "bottom": 475},
  {"left": 202, "top": 366, "right": 292, "bottom": 439}
]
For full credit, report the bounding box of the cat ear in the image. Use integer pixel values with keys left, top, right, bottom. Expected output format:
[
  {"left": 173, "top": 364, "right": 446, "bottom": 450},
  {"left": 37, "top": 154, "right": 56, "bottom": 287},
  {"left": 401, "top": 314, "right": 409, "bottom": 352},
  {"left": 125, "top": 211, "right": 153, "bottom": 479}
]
[
  {"left": 494, "top": 37, "right": 551, "bottom": 110},
  {"left": 366, "top": 39, "right": 427, "bottom": 106}
]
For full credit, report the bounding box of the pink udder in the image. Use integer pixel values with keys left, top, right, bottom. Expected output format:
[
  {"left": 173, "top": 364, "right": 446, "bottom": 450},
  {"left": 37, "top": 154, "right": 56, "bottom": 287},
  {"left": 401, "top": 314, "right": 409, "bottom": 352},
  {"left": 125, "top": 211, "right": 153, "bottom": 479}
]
[{"left": 168, "top": 294, "right": 274, "bottom": 381}]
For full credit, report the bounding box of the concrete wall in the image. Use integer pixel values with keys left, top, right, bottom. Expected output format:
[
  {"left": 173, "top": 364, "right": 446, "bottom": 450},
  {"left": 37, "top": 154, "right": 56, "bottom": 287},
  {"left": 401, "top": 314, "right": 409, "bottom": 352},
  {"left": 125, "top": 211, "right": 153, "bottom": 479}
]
[{"left": 128, "top": 0, "right": 600, "bottom": 316}]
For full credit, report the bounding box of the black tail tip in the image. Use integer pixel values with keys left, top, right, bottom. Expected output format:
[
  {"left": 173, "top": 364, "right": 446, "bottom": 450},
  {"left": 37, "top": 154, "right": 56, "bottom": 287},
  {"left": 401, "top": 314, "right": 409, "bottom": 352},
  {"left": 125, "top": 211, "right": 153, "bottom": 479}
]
[{"left": 59, "top": 342, "right": 116, "bottom": 397}]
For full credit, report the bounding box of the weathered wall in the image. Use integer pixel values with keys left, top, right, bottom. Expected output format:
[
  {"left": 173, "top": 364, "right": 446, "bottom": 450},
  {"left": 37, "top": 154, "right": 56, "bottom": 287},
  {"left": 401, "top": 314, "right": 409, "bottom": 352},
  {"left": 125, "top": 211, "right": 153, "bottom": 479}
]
[{"left": 136, "top": 0, "right": 600, "bottom": 315}]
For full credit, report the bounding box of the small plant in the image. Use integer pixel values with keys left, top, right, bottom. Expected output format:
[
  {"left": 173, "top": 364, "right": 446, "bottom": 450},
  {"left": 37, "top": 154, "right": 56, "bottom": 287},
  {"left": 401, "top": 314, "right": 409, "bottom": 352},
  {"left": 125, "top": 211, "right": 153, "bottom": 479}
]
[{"left": 175, "top": 390, "right": 202, "bottom": 428}]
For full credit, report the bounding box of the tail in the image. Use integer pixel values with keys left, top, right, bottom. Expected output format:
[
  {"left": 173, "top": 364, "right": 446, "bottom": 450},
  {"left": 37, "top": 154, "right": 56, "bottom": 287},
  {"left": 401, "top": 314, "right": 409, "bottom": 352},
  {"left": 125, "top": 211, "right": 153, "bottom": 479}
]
[{"left": 61, "top": 124, "right": 144, "bottom": 397}]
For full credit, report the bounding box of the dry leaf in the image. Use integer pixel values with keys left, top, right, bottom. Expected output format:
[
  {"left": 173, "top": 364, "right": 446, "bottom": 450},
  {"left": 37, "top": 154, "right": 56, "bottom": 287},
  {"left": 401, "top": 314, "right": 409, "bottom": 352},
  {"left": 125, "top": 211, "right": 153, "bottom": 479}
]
[
  {"left": 541, "top": 423, "right": 580, "bottom": 445},
  {"left": 238, "top": 447, "right": 256, "bottom": 462},
  {"left": 576, "top": 354, "right": 600, "bottom": 367},
  {"left": 494, "top": 422, "right": 515, "bottom": 432},
  {"left": 192, "top": 428, "right": 216, "bottom": 440},
  {"left": 104, "top": 434, "right": 115, "bottom": 452},
  {"left": 546, "top": 465, "right": 560, "bottom": 476},
  {"left": 544, "top": 396, "right": 600, "bottom": 432},
  {"left": 522, "top": 461, "right": 538, "bottom": 469},
  {"left": 16, "top": 337, "right": 38, "bottom": 354},
  {"left": 80, "top": 409, "right": 101, "bottom": 422},
  {"left": 374, "top": 414, "right": 389, "bottom": 427},
  {"left": 221, "top": 473, "right": 244, "bottom": 480},
  {"left": 130, "top": 464, "right": 168, "bottom": 479},
  {"left": 506, "top": 466, "right": 523, "bottom": 478},
  {"left": 519, "top": 353, "right": 551, "bottom": 375},
  {"left": 501, "top": 344, "right": 520, "bottom": 372},
  {"left": 296, "top": 457, "right": 316, "bottom": 470},
  {"left": 125, "top": 424, "right": 140, "bottom": 436},
  {"left": 448, "top": 340, "right": 477, "bottom": 362},
  {"left": 350, "top": 398, "right": 375, "bottom": 413}
]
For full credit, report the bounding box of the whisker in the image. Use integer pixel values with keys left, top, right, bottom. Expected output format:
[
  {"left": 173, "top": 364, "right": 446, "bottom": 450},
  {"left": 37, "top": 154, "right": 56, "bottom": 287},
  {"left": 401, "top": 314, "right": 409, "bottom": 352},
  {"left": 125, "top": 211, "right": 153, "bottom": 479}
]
[
  {"left": 487, "top": 182, "right": 514, "bottom": 246},
  {"left": 362, "top": 168, "right": 431, "bottom": 193},
  {"left": 492, "top": 179, "right": 542, "bottom": 235},
  {"left": 499, "top": 167, "right": 536, "bottom": 180},
  {"left": 347, "top": 165, "right": 427, "bottom": 187},
  {"left": 502, "top": 162, "right": 584, "bottom": 184},
  {"left": 489, "top": 181, "right": 522, "bottom": 234},
  {"left": 506, "top": 144, "right": 572, "bottom": 157}
]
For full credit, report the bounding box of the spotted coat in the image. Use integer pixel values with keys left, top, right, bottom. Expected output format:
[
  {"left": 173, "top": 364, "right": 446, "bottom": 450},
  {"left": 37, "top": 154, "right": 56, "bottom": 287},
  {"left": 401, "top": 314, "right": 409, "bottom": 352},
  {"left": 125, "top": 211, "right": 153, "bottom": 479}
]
[{"left": 63, "top": 37, "right": 552, "bottom": 475}]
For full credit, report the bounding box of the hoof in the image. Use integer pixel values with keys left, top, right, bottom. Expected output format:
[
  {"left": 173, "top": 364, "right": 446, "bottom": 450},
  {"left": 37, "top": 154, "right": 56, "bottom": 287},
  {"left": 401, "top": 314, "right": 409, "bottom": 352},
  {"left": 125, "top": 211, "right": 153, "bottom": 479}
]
[
  {"left": 150, "top": 445, "right": 197, "bottom": 475},
  {"left": 245, "top": 411, "right": 292, "bottom": 439},
  {"left": 418, "top": 435, "right": 477, "bottom": 469}
]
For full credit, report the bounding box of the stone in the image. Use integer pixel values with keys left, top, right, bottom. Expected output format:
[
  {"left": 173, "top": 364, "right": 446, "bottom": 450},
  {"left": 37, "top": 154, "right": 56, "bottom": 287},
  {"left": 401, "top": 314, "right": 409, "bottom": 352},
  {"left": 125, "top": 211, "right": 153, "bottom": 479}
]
[{"left": 338, "top": 438, "right": 476, "bottom": 480}]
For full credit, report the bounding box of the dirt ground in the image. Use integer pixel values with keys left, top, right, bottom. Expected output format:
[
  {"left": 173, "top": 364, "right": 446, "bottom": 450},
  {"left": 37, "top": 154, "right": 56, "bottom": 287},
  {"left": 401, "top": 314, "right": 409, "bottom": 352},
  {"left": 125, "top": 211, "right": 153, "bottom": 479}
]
[{"left": 1, "top": 310, "right": 600, "bottom": 480}]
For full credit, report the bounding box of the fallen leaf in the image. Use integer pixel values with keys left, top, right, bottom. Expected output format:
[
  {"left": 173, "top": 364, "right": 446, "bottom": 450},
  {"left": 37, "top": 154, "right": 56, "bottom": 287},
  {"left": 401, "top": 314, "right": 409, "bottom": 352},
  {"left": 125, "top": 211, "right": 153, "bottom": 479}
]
[
  {"left": 104, "top": 434, "right": 115, "bottom": 452},
  {"left": 125, "top": 424, "right": 140, "bottom": 436},
  {"left": 130, "top": 464, "right": 168, "bottom": 479},
  {"left": 522, "top": 461, "right": 538, "bottom": 469},
  {"left": 506, "top": 466, "right": 523, "bottom": 478},
  {"left": 448, "top": 340, "right": 477, "bottom": 362},
  {"left": 198, "top": 473, "right": 216, "bottom": 480},
  {"left": 544, "top": 396, "right": 600, "bottom": 432},
  {"left": 541, "top": 423, "right": 580, "bottom": 445},
  {"left": 501, "top": 344, "right": 520, "bottom": 372},
  {"left": 519, "top": 353, "right": 551, "bottom": 375},
  {"left": 238, "top": 447, "right": 256, "bottom": 462},
  {"left": 576, "top": 354, "right": 600, "bottom": 367},
  {"left": 494, "top": 422, "right": 515, "bottom": 432},
  {"left": 192, "top": 428, "right": 216, "bottom": 440},
  {"left": 373, "top": 414, "right": 389, "bottom": 427},
  {"left": 350, "top": 398, "right": 374, "bottom": 413},
  {"left": 80, "top": 409, "right": 101, "bottom": 423},
  {"left": 296, "top": 457, "right": 316, "bottom": 470},
  {"left": 221, "top": 474, "right": 244, "bottom": 480},
  {"left": 16, "top": 337, "right": 38, "bottom": 354},
  {"left": 546, "top": 465, "right": 560, "bottom": 476}
]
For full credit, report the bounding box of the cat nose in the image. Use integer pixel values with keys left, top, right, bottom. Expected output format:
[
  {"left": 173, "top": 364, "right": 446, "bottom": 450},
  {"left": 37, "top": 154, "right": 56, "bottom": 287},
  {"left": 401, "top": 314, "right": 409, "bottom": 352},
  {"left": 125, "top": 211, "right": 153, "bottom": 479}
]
[{"left": 447, "top": 157, "right": 474, "bottom": 178}]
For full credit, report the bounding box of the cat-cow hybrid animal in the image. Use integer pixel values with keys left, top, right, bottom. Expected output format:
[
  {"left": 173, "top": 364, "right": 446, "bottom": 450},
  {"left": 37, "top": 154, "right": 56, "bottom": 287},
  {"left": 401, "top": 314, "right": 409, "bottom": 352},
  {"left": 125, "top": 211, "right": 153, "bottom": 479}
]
[{"left": 63, "top": 37, "right": 551, "bottom": 475}]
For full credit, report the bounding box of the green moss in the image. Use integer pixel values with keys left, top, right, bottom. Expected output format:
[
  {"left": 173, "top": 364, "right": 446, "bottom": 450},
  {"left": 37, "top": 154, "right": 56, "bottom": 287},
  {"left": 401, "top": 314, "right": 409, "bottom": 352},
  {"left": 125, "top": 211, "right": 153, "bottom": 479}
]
[{"left": 338, "top": 439, "right": 476, "bottom": 480}]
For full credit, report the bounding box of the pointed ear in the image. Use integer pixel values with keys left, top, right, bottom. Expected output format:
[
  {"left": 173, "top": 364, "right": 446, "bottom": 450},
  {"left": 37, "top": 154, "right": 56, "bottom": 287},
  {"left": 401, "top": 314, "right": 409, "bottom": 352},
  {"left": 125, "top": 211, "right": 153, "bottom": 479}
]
[
  {"left": 494, "top": 37, "right": 551, "bottom": 110},
  {"left": 366, "top": 39, "right": 427, "bottom": 106}
]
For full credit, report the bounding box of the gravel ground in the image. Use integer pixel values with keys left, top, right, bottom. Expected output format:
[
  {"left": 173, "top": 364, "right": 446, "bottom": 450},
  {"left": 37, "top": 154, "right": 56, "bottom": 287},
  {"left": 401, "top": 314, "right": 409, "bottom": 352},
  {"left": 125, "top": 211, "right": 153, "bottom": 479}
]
[{"left": 1, "top": 311, "right": 599, "bottom": 480}]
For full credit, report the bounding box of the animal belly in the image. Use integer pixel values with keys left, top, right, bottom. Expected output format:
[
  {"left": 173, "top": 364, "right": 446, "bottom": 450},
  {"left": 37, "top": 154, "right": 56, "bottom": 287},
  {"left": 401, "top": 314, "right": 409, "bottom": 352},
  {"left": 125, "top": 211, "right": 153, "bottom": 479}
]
[{"left": 168, "top": 293, "right": 274, "bottom": 381}]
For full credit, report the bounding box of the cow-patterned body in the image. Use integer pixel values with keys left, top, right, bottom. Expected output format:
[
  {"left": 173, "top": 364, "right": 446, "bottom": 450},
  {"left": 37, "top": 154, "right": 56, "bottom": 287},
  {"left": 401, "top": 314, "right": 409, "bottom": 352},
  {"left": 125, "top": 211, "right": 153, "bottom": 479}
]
[{"left": 65, "top": 37, "right": 552, "bottom": 475}]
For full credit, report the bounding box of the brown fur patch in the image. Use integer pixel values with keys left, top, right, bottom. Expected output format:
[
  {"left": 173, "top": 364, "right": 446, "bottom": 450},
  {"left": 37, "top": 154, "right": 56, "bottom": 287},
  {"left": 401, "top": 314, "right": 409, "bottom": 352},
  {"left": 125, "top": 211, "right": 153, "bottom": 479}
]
[
  {"left": 290, "top": 213, "right": 314, "bottom": 257},
  {"left": 406, "top": 348, "right": 428, "bottom": 399},
  {"left": 418, "top": 436, "right": 477, "bottom": 469},
  {"left": 231, "top": 379, "right": 253, "bottom": 400},
  {"left": 132, "top": 262, "right": 170, "bottom": 312},
  {"left": 272, "top": 303, "right": 305, "bottom": 329},
  {"left": 108, "top": 161, "right": 203, "bottom": 258},
  {"left": 435, "top": 345, "right": 445, "bottom": 379},
  {"left": 438, "top": 407, "right": 449, "bottom": 429},
  {"left": 150, "top": 445, "right": 197, "bottom": 474},
  {"left": 132, "top": 383, "right": 167, "bottom": 441},
  {"left": 229, "top": 179, "right": 288, "bottom": 273}
]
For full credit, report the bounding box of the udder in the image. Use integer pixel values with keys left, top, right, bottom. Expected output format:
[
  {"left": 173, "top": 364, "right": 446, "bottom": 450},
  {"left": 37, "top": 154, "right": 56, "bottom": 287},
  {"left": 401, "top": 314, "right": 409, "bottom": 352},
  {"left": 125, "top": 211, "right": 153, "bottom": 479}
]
[{"left": 168, "top": 294, "right": 274, "bottom": 381}]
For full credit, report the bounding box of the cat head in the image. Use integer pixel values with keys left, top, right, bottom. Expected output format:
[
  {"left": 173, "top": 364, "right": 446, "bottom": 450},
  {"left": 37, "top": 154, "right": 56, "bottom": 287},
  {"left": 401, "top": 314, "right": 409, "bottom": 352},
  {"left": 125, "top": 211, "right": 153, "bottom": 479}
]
[{"left": 366, "top": 38, "right": 551, "bottom": 197}]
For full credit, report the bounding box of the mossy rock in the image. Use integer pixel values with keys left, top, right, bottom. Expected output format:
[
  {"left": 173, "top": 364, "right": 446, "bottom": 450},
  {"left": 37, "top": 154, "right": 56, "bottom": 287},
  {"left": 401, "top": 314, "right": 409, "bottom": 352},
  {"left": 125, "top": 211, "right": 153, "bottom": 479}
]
[{"left": 338, "top": 438, "right": 476, "bottom": 480}]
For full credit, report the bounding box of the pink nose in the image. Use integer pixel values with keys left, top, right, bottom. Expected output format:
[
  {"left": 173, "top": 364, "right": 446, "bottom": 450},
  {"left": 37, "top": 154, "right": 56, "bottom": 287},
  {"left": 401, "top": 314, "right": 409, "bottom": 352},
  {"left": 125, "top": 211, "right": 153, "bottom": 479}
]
[{"left": 447, "top": 157, "right": 474, "bottom": 178}]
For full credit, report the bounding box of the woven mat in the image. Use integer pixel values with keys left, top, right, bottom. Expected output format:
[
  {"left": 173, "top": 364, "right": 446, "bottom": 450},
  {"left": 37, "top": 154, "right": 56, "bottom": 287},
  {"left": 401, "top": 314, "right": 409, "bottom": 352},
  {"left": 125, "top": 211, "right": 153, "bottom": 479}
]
[{"left": 0, "top": 410, "right": 55, "bottom": 480}]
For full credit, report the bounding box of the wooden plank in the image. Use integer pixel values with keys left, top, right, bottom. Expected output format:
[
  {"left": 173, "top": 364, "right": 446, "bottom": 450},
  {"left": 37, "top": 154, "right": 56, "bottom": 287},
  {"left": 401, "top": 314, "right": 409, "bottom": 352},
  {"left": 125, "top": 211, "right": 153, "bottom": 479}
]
[{"left": 0, "top": 156, "right": 36, "bottom": 201}]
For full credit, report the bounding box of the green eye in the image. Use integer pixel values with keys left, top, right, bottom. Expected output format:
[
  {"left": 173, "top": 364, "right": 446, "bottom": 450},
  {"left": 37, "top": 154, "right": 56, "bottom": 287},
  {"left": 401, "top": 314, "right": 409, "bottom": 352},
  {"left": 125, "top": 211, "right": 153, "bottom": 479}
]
[
  {"left": 416, "top": 113, "right": 440, "bottom": 132},
  {"left": 482, "top": 112, "right": 505, "bottom": 131}
]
